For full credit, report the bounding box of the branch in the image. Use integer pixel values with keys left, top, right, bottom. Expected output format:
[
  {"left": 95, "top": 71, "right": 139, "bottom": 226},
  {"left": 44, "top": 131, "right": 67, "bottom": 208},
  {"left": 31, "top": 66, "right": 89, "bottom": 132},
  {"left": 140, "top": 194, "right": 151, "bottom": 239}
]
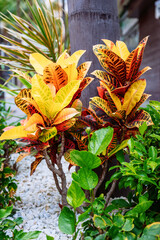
[
  {"left": 43, "top": 149, "right": 61, "bottom": 176},
  {"left": 105, "top": 179, "right": 117, "bottom": 208},
  {"left": 93, "top": 160, "right": 108, "bottom": 196}
]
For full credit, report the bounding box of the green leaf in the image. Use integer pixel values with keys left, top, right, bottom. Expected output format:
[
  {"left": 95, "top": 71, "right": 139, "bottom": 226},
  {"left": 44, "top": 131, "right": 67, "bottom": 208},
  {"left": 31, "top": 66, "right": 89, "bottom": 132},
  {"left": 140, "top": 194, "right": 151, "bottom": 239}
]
[
  {"left": 93, "top": 215, "right": 106, "bottom": 229},
  {"left": 113, "top": 213, "right": 125, "bottom": 228},
  {"left": 58, "top": 207, "right": 76, "bottom": 235},
  {"left": 139, "top": 222, "right": 160, "bottom": 240},
  {"left": 70, "top": 150, "right": 101, "bottom": 169},
  {"left": 149, "top": 146, "right": 157, "bottom": 161},
  {"left": 111, "top": 199, "right": 130, "bottom": 208},
  {"left": 149, "top": 100, "right": 160, "bottom": 110},
  {"left": 126, "top": 201, "right": 153, "bottom": 216},
  {"left": 0, "top": 205, "right": 13, "bottom": 219},
  {"left": 39, "top": 127, "right": 57, "bottom": 142},
  {"left": 46, "top": 235, "right": 54, "bottom": 240},
  {"left": 128, "top": 138, "right": 135, "bottom": 153},
  {"left": 134, "top": 141, "right": 147, "bottom": 154},
  {"left": 122, "top": 218, "right": 134, "bottom": 231},
  {"left": 139, "top": 122, "right": 148, "bottom": 136},
  {"left": 115, "top": 150, "right": 125, "bottom": 163},
  {"left": 150, "top": 133, "right": 160, "bottom": 141},
  {"left": 88, "top": 127, "right": 113, "bottom": 155},
  {"left": 14, "top": 229, "right": 41, "bottom": 240},
  {"left": 95, "top": 233, "right": 107, "bottom": 240},
  {"left": 78, "top": 168, "right": 98, "bottom": 190},
  {"left": 78, "top": 206, "right": 91, "bottom": 223},
  {"left": 67, "top": 181, "right": 85, "bottom": 209}
]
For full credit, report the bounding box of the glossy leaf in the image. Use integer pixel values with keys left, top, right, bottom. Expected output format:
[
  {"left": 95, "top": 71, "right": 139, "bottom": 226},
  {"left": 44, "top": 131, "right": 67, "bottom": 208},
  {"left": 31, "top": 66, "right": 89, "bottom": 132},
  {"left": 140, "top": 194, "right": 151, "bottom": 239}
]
[
  {"left": 88, "top": 127, "right": 114, "bottom": 155},
  {"left": 126, "top": 110, "right": 153, "bottom": 128},
  {"left": 58, "top": 207, "right": 76, "bottom": 235},
  {"left": 70, "top": 150, "right": 101, "bottom": 169},
  {"left": 116, "top": 40, "right": 130, "bottom": 60},
  {"left": 30, "top": 158, "right": 42, "bottom": 175},
  {"left": 67, "top": 181, "right": 85, "bottom": 209},
  {"left": 77, "top": 61, "right": 91, "bottom": 80},
  {"left": 90, "top": 97, "right": 112, "bottom": 116},
  {"left": 55, "top": 118, "right": 76, "bottom": 132},
  {"left": 24, "top": 113, "right": 45, "bottom": 131},
  {"left": 0, "top": 205, "right": 13, "bottom": 219},
  {"left": 108, "top": 140, "right": 128, "bottom": 158},
  {"left": 93, "top": 215, "right": 106, "bottom": 229},
  {"left": 139, "top": 222, "right": 160, "bottom": 240}
]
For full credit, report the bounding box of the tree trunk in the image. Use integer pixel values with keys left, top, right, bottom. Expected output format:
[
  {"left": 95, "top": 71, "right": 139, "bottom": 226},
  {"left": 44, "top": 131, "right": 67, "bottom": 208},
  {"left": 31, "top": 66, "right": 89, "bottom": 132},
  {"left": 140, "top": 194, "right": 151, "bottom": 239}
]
[{"left": 68, "top": 0, "right": 120, "bottom": 107}]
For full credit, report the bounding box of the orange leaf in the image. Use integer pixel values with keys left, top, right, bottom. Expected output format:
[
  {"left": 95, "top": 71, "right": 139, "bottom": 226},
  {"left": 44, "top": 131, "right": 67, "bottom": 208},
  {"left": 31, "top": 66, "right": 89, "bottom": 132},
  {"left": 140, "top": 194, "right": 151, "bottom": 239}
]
[
  {"left": 77, "top": 61, "right": 91, "bottom": 80},
  {"left": 56, "top": 118, "right": 76, "bottom": 132},
  {"left": 24, "top": 113, "right": 45, "bottom": 131},
  {"left": 54, "top": 108, "right": 79, "bottom": 125},
  {"left": 43, "top": 63, "right": 68, "bottom": 90},
  {"left": 16, "top": 152, "right": 31, "bottom": 163}
]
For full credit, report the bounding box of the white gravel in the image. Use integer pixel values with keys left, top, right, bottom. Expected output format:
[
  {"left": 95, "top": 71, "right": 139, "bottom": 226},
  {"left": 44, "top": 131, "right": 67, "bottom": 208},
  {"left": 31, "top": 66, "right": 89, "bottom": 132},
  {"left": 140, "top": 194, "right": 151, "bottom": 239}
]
[{"left": 11, "top": 154, "right": 75, "bottom": 240}]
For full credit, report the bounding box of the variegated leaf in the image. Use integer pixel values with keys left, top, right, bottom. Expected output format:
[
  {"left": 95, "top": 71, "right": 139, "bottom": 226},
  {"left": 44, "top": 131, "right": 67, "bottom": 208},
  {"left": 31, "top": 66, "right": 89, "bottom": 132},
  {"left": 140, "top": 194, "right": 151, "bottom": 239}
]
[
  {"left": 54, "top": 108, "right": 79, "bottom": 125},
  {"left": 125, "top": 48, "right": 139, "bottom": 80},
  {"left": 64, "top": 149, "right": 77, "bottom": 166},
  {"left": 43, "top": 63, "right": 68, "bottom": 90},
  {"left": 31, "top": 74, "right": 55, "bottom": 119},
  {"left": 132, "top": 66, "right": 151, "bottom": 82},
  {"left": 30, "top": 158, "right": 43, "bottom": 175},
  {"left": 110, "top": 110, "right": 126, "bottom": 120},
  {"left": 90, "top": 97, "right": 112, "bottom": 116},
  {"left": 56, "top": 118, "right": 76, "bottom": 132},
  {"left": 101, "top": 39, "right": 115, "bottom": 50},
  {"left": 16, "top": 152, "right": 31, "bottom": 163},
  {"left": 122, "top": 79, "right": 146, "bottom": 115},
  {"left": 39, "top": 127, "right": 57, "bottom": 142},
  {"left": 30, "top": 53, "right": 52, "bottom": 75},
  {"left": 24, "top": 113, "right": 45, "bottom": 131},
  {"left": 63, "top": 63, "right": 78, "bottom": 82},
  {"left": 100, "top": 82, "right": 122, "bottom": 111},
  {"left": 71, "top": 99, "right": 82, "bottom": 113},
  {"left": 125, "top": 110, "right": 153, "bottom": 129},
  {"left": 54, "top": 80, "right": 80, "bottom": 111},
  {"left": 127, "top": 93, "right": 151, "bottom": 121},
  {"left": 77, "top": 61, "right": 91, "bottom": 80},
  {"left": 106, "top": 133, "right": 118, "bottom": 156},
  {"left": 91, "top": 70, "right": 115, "bottom": 90}
]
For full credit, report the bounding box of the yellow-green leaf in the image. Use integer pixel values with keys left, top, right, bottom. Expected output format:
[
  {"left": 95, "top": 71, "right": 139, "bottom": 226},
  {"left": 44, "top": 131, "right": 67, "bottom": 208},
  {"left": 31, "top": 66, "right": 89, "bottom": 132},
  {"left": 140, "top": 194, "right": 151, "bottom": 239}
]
[
  {"left": 54, "top": 80, "right": 80, "bottom": 112},
  {"left": 116, "top": 40, "right": 130, "bottom": 60},
  {"left": 54, "top": 108, "right": 79, "bottom": 125},
  {"left": 30, "top": 53, "right": 52, "bottom": 75},
  {"left": 0, "top": 126, "right": 29, "bottom": 140},
  {"left": 39, "top": 127, "right": 57, "bottom": 142},
  {"left": 31, "top": 74, "right": 55, "bottom": 119}
]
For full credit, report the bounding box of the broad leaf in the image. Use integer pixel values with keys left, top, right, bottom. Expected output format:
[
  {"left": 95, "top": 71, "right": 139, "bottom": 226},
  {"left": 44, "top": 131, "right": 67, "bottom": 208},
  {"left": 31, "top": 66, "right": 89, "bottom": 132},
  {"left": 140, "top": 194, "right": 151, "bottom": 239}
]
[
  {"left": 125, "top": 110, "right": 153, "bottom": 128},
  {"left": 88, "top": 127, "right": 114, "bottom": 155},
  {"left": 122, "top": 79, "right": 146, "bottom": 115},
  {"left": 24, "top": 113, "right": 45, "bottom": 131},
  {"left": 0, "top": 205, "right": 13, "bottom": 219},
  {"left": 77, "top": 61, "right": 91, "bottom": 80},
  {"left": 139, "top": 222, "right": 160, "bottom": 240},
  {"left": 78, "top": 168, "right": 98, "bottom": 190},
  {"left": 67, "top": 181, "right": 85, "bottom": 209},
  {"left": 31, "top": 74, "right": 55, "bottom": 119},
  {"left": 54, "top": 108, "right": 79, "bottom": 125},
  {"left": 58, "top": 207, "right": 76, "bottom": 235},
  {"left": 57, "top": 50, "right": 85, "bottom": 68},
  {"left": 90, "top": 97, "right": 112, "bottom": 116},
  {"left": 0, "top": 126, "right": 30, "bottom": 140},
  {"left": 43, "top": 63, "right": 68, "bottom": 90},
  {"left": 70, "top": 150, "right": 101, "bottom": 169},
  {"left": 93, "top": 215, "right": 107, "bottom": 229},
  {"left": 116, "top": 40, "right": 130, "bottom": 60},
  {"left": 54, "top": 80, "right": 80, "bottom": 112},
  {"left": 108, "top": 140, "right": 128, "bottom": 158},
  {"left": 55, "top": 118, "right": 76, "bottom": 132},
  {"left": 39, "top": 127, "right": 57, "bottom": 142},
  {"left": 30, "top": 53, "right": 52, "bottom": 75}
]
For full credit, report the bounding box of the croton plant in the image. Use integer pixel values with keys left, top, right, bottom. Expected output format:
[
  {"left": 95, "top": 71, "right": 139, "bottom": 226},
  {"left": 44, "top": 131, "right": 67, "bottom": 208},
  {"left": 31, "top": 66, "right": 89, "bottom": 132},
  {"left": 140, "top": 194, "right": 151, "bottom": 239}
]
[{"left": 0, "top": 37, "right": 153, "bottom": 205}]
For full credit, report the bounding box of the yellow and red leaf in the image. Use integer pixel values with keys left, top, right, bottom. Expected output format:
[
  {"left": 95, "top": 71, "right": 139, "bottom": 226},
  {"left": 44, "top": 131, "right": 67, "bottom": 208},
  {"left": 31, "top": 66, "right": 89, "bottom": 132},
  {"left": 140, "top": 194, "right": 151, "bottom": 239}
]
[{"left": 54, "top": 108, "right": 79, "bottom": 125}]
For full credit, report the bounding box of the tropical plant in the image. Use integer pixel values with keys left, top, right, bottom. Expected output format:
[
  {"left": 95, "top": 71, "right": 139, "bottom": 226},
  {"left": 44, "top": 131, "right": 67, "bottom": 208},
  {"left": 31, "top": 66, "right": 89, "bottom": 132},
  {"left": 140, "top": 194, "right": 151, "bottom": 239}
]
[
  {"left": 0, "top": 49, "right": 92, "bottom": 206},
  {"left": 0, "top": 0, "right": 69, "bottom": 75},
  {"left": 87, "top": 37, "right": 153, "bottom": 144}
]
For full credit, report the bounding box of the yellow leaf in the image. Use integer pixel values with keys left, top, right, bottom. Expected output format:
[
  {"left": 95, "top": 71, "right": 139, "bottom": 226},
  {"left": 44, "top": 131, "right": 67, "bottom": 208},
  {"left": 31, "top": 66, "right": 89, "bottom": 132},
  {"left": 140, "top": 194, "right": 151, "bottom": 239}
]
[
  {"left": 116, "top": 41, "right": 130, "bottom": 60},
  {"left": 122, "top": 79, "right": 146, "bottom": 115},
  {"left": 30, "top": 53, "right": 52, "bottom": 75},
  {"left": 64, "top": 63, "right": 78, "bottom": 82},
  {"left": 24, "top": 113, "right": 45, "bottom": 131},
  {"left": 57, "top": 50, "right": 86, "bottom": 69},
  {"left": 31, "top": 75, "right": 55, "bottom": 119},
  {"left": 16, "top": 152, "right": 31, "bottom": 163},
  {"left": 39, "top": 126, "right": 57, "bottom": 142},
  {"left": 90, "top": 97, "right": 112, "bottom": 116},
  {"left": 54, "top": 80, "right": 80, "bottom": 112},
  {"left": 0, "top": 126, "right": 30, "bottom": 140},
  {"left": 54, "top": 108, "right": 79, "bottom": 125},
  {"left": 102, "top": 39, "right": 115, "bottom": 50},
  {"left": 56, "top": 50, "right": 70, "bottom": 66}
]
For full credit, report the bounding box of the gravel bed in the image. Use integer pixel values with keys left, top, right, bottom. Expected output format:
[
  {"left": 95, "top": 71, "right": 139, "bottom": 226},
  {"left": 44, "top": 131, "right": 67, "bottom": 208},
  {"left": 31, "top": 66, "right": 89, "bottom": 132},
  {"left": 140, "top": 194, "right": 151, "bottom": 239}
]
[{"left": 11, "top": 154, "right": 75, "bottom": 240}]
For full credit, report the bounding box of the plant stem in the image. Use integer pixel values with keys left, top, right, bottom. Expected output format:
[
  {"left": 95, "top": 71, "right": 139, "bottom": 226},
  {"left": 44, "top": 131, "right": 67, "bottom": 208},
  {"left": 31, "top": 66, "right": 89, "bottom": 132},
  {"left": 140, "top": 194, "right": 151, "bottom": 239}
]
[
  {"left": 93, "top": 160, "right": 108, "bottom": 196},
  {"left": 105, "top": 179, "right": 117, "bottom": 208}
]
